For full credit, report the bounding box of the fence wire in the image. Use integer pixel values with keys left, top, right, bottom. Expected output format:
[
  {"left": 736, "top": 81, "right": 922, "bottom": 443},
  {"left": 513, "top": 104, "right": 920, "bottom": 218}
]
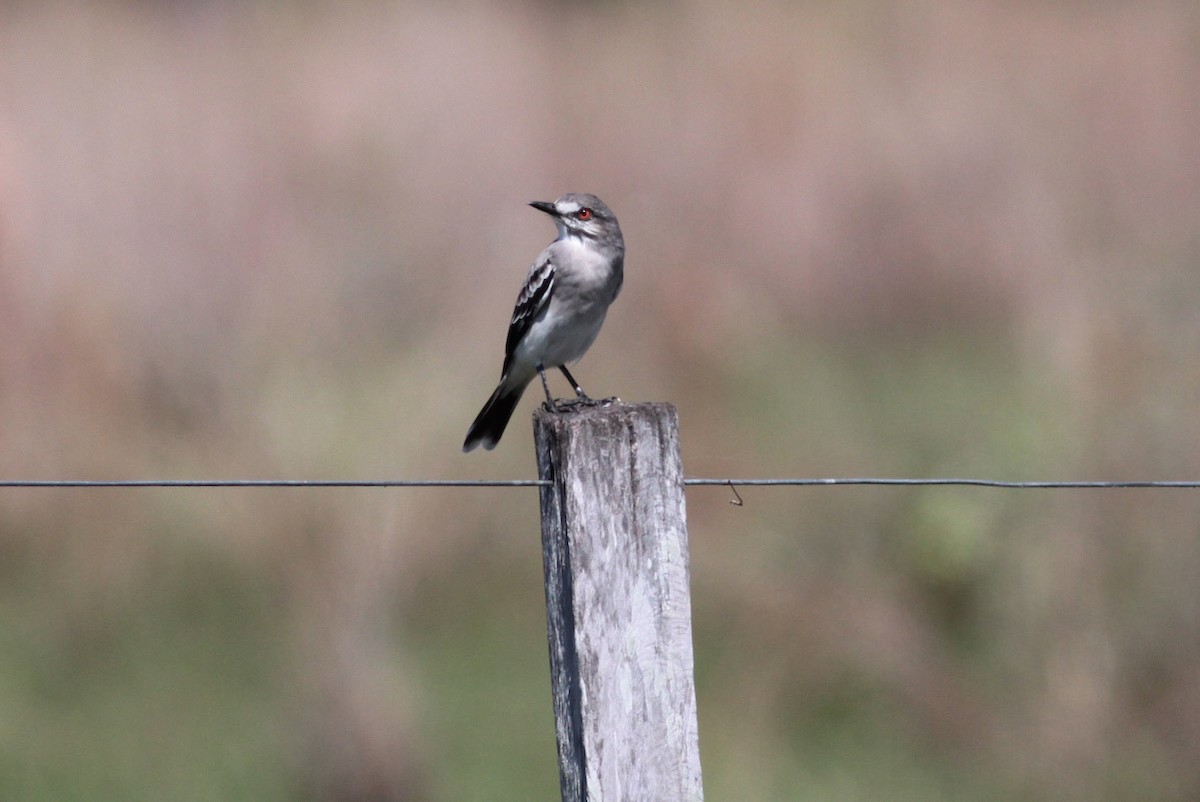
[
  {"left": 686, "top": 478, "right": 1200, "bottom": 489},
  {"left": 0, "top": 478, "right": 1197, "bottom": 489}
]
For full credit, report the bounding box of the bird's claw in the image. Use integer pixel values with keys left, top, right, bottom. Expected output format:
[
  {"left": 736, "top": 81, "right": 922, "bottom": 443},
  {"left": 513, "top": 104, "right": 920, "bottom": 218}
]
[{"left": 543, "top": 396, "right": 620, "bottom": 413}]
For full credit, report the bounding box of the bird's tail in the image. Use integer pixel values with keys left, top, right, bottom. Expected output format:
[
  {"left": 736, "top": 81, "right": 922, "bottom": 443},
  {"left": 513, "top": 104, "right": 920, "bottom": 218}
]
[{"left": 463, "top": 379, "right": 527, "bottom": 452}]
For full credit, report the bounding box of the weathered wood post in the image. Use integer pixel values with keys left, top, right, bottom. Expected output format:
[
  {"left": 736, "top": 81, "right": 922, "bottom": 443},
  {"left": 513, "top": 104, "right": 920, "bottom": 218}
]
[{"left": 534, "top": 402, "right": 703, "bottom": 802}]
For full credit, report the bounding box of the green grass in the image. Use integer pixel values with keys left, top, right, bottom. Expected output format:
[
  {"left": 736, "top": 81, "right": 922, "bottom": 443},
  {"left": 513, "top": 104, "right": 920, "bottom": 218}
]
[{"left": 0, "top": 537, "right": 293, "bottom": 802}]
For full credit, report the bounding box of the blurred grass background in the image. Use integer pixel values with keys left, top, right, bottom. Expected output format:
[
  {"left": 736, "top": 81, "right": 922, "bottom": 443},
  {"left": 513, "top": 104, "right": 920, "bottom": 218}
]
[{"left": 1, "top": 0, "right": 1199, "bottom": 799}]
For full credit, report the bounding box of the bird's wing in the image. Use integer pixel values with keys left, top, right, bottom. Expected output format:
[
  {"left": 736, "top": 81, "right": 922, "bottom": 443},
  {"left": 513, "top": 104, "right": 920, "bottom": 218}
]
[{"left": 503, "top": 255, "right": 555, "bottom": 367}]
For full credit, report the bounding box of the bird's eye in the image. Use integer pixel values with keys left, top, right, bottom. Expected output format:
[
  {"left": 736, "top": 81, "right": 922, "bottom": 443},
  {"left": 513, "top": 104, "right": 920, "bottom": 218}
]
[{"left": 576, "top": 208, "right": 593, "bottom": 221}]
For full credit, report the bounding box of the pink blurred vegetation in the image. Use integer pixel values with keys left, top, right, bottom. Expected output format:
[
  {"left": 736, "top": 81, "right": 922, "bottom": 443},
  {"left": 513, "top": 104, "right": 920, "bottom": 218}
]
[{"left": 1, "top": 1, "right": 1199, "bottom": 800}]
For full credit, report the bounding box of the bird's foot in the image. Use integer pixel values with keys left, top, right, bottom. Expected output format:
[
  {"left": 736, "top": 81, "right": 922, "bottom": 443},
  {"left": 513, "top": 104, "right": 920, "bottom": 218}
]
[{"left": 545, "top": 395, "right": 620, "bottom": 412}]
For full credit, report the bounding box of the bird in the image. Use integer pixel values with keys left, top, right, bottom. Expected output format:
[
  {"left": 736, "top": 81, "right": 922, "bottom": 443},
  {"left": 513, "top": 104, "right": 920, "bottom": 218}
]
[{"left": 463, "top": 193, "right": 625, "bottom": 452}]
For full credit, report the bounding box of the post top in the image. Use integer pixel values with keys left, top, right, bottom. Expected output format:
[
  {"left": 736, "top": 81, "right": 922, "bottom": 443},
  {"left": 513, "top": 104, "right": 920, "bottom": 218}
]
[{"left": 532, "top": 400, "right": 677, "bottom": 419}]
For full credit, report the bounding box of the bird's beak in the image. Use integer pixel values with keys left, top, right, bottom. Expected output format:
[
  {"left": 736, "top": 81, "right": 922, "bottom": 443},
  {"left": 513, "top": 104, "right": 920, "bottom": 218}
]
[{"left": 529, "top": 200, "right": 558, "bottom": 216}]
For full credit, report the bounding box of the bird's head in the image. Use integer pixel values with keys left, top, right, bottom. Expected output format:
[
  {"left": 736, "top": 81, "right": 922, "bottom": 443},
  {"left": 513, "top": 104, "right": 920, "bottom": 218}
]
[{"left": 530, "top": 193, "right": 620, "bottom": 244}]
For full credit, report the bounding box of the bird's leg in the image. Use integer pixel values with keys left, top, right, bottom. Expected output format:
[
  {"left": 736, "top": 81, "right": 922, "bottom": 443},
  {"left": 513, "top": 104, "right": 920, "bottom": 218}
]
[
  {"left": 556, "top": 365, "right": 595, "bottom": 409},
  {"left": 556, "top": 365, "right": 618, "bottom": 408},
  {"left": 538, "top": 365, "right": 559, "bottom": 412},
  {"left": 559, "top": 365, "right": 591, "bottom": 401}
]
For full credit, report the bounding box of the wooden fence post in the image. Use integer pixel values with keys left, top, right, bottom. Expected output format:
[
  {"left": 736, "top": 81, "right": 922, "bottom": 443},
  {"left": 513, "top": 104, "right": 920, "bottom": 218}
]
[{"left": 534, "top": 402, "right": 703, "bottom": 802}]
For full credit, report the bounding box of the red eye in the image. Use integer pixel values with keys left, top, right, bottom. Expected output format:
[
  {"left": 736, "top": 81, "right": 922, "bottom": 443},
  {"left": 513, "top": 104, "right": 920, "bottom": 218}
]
[{"left": 576, "top": 208, "right": 593, "bottom": 221}]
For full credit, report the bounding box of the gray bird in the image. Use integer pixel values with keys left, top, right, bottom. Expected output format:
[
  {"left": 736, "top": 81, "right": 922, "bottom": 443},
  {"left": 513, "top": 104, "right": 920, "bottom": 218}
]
[{"left": 463, "top": 193, "right": 625, "bottom": 452}]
